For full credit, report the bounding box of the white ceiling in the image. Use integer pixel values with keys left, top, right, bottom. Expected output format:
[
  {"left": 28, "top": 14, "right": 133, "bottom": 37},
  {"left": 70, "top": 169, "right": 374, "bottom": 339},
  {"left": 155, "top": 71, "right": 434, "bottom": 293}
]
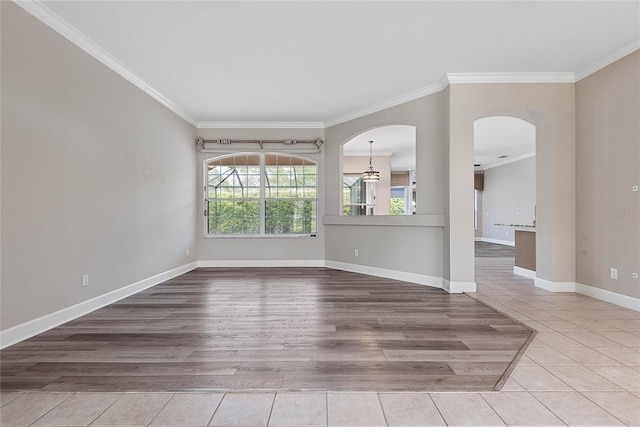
[
  {"left": 32, "top": 0, "right": 640, "bottom": 126},
  {"left": 474, "top": 117, "right": 536, "bottom": 170},
  {"left": 343, "top": 125, "right": 416, "bottom": 172}
]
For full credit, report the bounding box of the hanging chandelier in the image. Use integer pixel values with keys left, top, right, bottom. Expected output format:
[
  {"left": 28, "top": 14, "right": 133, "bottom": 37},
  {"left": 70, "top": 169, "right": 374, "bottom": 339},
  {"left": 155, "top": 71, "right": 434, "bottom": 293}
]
[{"left": 362, "top": 140, "right": 380, "bottom": 182}]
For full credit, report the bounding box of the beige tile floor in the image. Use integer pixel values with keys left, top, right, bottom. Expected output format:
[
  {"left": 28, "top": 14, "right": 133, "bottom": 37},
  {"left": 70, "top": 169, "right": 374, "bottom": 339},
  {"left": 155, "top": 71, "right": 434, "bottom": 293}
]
[{"left": 1, "top": 257, "right": 639, "bottom": 426}]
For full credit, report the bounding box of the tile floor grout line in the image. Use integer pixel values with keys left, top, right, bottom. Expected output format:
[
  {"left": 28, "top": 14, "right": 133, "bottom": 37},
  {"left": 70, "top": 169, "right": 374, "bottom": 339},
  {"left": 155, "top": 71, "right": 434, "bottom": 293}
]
[
  {"left": 526, "top": 389, "right": 573, "bottom": 427},
  {"left": 86, "top": 392, "right": 125, "bottom": 427},
  {"left": 425, "top": 392, "right": 449, "bottom": 426},
  {"left": 145, "top": 391, "right": 176, "bottom": 427},
  {"left": 375, "top": 392, "right": 390, "bottom": 427},
  {"left": 325, "top": 391, "right": 329, "bottom": 427},
  {"left": 205, "top": 391, "right": 225, "bottom": 427},
  {"left": 577, "top": 390, "right": 632, "bottom": 426},
  {"left": 265, "top": 391, "right": 277, "bottom": 427},
  {"left": 477, "top": 390, "right": 510, "bottom": 427},
  {"left": 26, "top": 391, "right": 76, "bottom": 427}
]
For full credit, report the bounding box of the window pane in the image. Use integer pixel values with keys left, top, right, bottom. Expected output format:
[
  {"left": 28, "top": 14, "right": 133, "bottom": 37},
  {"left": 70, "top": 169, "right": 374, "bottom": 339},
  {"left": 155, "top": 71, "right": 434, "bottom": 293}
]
[
  {"left": 208, "top": 200, "right": 259, "bottom": 235},
  {"left": 206, "top": 153, "right": 317, "bottom": 236},
  {"left": 265, "top": 200, "right": 317, "bottom": 234}
]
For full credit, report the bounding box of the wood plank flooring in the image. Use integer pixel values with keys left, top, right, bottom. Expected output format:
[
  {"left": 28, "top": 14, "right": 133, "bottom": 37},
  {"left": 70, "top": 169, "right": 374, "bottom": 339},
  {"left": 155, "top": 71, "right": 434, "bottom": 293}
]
[
  {"left": 475, "top": 241, "right": 515, "bottom": 258},
  {"left": 0, "top": 268, "right": 534, "bottom": 392}
]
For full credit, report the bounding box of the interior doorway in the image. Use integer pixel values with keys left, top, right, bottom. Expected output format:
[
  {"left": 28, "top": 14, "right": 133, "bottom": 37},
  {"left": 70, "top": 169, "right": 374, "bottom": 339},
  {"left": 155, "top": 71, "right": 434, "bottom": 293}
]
[{"left": 473, "top": 116, "right": 537, "bottom": 283}]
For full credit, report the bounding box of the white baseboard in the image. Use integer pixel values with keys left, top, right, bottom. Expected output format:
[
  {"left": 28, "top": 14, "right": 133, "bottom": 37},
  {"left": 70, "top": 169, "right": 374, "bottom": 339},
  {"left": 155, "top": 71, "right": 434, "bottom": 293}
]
[
  {"left": 0, "top": 262, "right": 198, "bottom": 350},
  {"left": 324, "top": 260, "right": 442, "bottom": 289},
  {"left": 442, "top": 279, "right": 477, "bottom": 293},
  {"left": 534, "top": 278, "right": 576, "bottom": 292},
  {"left": 477, "top": 237, "right": 515, "bottom": 247},
  {"left": 514, "top": 266, "right": 536, "bottom": 279},
  {"left": 197, "top": 259, "right": 325, "bottom": 268},
  {"left": 576, "top": 283, "right": 640, "bottom": 312}
]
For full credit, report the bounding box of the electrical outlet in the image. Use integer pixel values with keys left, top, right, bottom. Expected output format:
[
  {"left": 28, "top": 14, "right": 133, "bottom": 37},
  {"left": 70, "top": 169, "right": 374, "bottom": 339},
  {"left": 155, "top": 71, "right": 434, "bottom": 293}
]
[
  {"left": 186, "top": 248, "right": 190, "bottom": 256},
  {"left": 610, "top": 268, "right": 618, "bottom": 280},
  {"left": 633, "top": 273, "right": 639, "bottom": 279},
  {"left": 633, "top": 185, "right": 639, "bottom": 192},
  {"left": 354, "top": 249, "right": 359, "bottom": 257},
  {"left": 516, "top": 208, "right": 521, "bottom": 216},
  {"left": 82, "top": 275, "right": 89, "bottom": 287}
]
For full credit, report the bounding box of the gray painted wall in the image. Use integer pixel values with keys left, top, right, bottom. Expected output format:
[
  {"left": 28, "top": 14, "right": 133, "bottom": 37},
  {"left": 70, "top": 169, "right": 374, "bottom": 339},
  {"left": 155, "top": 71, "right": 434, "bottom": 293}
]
[
  {"left": 576, "top": 50, "right": 640, "bottom": 299},
  {"left": 481, "top": 157, "right": 536, "bottom": 244},
  {"left": 325, "top": 225, "right": 443, "bottom": 279},
  {"left": 1, "top": 2, "right": 198, "bottom": 329},
  {"left": 2, "top": 0, "right": 638, "bottom": 337},
  {"left": 324, "top": 93, "right": 447, "bottom": 279}
]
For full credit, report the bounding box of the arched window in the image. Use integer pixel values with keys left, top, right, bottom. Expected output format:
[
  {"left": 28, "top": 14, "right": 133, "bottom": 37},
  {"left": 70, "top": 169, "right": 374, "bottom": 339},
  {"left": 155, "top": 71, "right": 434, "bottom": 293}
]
[{"left": 205, "top": 153, "right": 317, "bottom": 236}]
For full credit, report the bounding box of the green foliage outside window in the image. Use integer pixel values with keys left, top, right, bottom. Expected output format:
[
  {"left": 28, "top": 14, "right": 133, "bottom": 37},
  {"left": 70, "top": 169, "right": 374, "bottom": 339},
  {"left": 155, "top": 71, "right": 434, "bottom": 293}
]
[
  {"left": 206, "top": 154, "right": 317, "bottom": 236},
  {"left": 390, "top": 198, "right": 405, "bottom": 215}
]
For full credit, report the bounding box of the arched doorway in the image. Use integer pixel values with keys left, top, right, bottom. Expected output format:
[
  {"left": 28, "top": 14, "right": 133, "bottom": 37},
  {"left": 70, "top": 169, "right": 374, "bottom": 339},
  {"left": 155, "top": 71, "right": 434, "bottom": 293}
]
[{"left": 473, "top": 116, "right": 537, "bottom": 283}]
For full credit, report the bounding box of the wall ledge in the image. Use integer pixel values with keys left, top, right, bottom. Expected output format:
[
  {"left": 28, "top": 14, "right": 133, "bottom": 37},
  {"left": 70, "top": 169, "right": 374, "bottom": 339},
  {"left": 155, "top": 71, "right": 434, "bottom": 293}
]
[
  {"left": 0, "top": 262, "right": 199, "bottom": 350},
  {"left": 323, "top": 214, "right": 445, "bottom": 227}
]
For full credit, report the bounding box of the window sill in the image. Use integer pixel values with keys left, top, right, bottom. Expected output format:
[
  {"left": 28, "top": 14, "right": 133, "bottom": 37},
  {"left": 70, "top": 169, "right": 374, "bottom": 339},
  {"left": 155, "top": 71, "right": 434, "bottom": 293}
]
[
  {"left": 204, "top": 234, "right": 318, "bottom": 239},
  {"left": 323, "top": 215, "right": 444, "bottom": 227}
]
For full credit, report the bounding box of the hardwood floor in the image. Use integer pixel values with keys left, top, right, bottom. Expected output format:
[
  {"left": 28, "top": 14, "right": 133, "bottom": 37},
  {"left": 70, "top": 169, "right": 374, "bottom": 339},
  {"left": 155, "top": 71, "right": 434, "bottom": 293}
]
[
  {"left": 475, "top": 241, "right": 515, "bottom": 258},
  {"left": 0, "top": 268, "right": 534, "bottom": 392}
]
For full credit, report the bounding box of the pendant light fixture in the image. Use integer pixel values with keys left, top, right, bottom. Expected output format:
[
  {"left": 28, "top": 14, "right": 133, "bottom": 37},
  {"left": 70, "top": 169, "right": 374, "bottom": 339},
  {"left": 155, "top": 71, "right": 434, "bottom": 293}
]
[{"left": 362, "top": 140, "right": 380, "bottom": 182}]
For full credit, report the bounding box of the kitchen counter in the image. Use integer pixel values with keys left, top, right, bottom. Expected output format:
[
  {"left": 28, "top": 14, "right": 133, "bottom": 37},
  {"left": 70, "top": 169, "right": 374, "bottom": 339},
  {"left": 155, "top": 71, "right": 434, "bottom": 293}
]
[{"left": 494, "top": 224, "right": 536, "bottom": 277}]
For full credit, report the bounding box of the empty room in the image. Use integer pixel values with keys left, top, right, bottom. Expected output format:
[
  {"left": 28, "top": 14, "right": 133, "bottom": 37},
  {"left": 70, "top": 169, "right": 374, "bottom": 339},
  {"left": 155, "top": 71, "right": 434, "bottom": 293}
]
[{"left": 1, "top": 1, "right": 639, "bottom": 426}]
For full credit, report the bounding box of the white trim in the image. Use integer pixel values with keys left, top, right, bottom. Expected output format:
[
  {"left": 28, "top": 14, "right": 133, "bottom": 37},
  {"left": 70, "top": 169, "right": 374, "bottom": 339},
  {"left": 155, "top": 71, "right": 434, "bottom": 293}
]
[
  {"left": 442, "top": 279, "right": 477, "bottom": 294},
  {"left": 480, "top": 152, "right": 536, "bottom": 171},
  {"left": 324, "top": 79, "right": 448, "bottom": 128},
  {"left": 14, "top": 0, "right": 197, "bottom": 127},
  {"left": 0, "top": 262, "right": 198, "bottom": 350},
  {"left": 477, "top": 237, "right": 515, "bottom": 247},
  {"left": 197, "top": 122, "right": 325, "bottom": 129},
  {"left": 14, "top": 0, "right": 638, "bottom": 132},
  {"left": 576, "top": 283, "right": 640, "bottom": 312},
  {"left": 323, "top": 214, "right": 445, "bottom": 227},
  {"left": 575, "top": 41, "right": 640, "bottom": 81},
  {"left": 534, "top": 278, "right": 576, "bottom": 292},
  {"left": 514, "top": 266, "right": 536, "bottom": 279},
  {"left": 324, "top": 260, "right": 442, "bottom": 289},
  {"left": 446, "top": 72, "right": 575, "bottom": 84},
  {"left": 197, "top": 259, "right": 325, "bottom": 268}
]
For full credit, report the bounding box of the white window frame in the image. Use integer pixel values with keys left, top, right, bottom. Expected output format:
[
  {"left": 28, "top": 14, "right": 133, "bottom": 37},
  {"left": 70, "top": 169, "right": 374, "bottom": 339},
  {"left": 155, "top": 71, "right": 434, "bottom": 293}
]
[{"left": 204, "top": 152, "right": 318, "bottom": 238}]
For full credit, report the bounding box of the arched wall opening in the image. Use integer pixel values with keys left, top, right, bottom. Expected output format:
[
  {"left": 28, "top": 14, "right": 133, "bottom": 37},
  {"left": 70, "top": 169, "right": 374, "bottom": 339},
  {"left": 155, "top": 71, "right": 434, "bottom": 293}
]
[
  {"left": 323, "top": 93, "right": 448, "bottom": 288},
  {"left": 473, "top": 115, "right": 537, "bottom": 280},
  {"left": 340, "top": 125, "right": 417, "bottom": 216},
  {"left": 446, "top": 82, "right": 576, "bottom": 293}
]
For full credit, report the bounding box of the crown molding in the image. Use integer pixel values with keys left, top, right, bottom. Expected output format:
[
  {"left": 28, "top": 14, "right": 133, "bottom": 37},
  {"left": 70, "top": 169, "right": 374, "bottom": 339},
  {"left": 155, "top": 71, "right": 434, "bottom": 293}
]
[
  {"left": 197, "top": 121, "right": 325, "bottom": 129},
  {"left": 446, "top": 72, "right": 575, "bottom": 84},
  {"left": 14, "top": 0, "right": 198, "bottom": 127},
  {"left": 324, "top": 79, "right": 449, "bottom": 128},
  {"left": 574, "top": 39, "right": 640, "bottom": 81},
  {"left": 14, "top": 0, "right": 638, "bottom": 131}
]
